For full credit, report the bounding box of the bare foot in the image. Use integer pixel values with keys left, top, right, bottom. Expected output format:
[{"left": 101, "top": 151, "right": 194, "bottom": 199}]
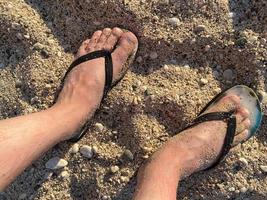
[{"left": 55, "top": 28, "right": 138, "bottom": 140}]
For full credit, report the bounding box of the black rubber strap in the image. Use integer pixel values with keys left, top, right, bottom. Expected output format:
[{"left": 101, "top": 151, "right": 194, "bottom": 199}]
[
  {"left": 65, "top": 50, "right": 113, "bottom": 142},
  {"left": 65, "top": 50, "right": 113, "bottom": 97},
  {"left": 187, "top": 111, "right": 236, "bottom": 170}
]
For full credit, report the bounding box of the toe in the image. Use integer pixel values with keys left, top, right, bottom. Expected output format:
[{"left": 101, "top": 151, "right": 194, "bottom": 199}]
[
  {"left": 235, "top": 107, "right": 248, "bottom": 124},
  {"left": 111, "top": 31, "right": 138, "bottom": 79},
  {"left": 95, "top": 28, "right": 112, "bottom": 50},
  {"left": 232, "top": 129, "right": 249, "bottom": 147},
  {"left": 104, "top": 27, "right": 124, "bottom": 51},
  {"left": 87, "top": 30, "right": 102, "bottom": 52},
  {"left": 76, "top": 39, "right": 90, "bottom": 58},
  {"left": 236, "top": 118, "right": 251, "bottom": 134}
]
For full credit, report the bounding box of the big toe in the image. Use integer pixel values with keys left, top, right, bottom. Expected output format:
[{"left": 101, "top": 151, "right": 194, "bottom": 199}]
[{"left": 112, "top": 32, "right": 138, "bottom": 80}]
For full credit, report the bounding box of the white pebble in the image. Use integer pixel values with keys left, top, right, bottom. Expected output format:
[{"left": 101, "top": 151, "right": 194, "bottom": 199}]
[
  {"left": 60, "top": 171, "right": 70, "bottom": 179},
  {"left": 110, "top": 165, "right": 120, "bottom": 173},
  {"left": 168, "top": 17, "right": 180, "bottom": 27},
  {"left": 70, "top": 143, "right": 79, "bottom": 154},
  {"left": 200, "top": 78, "right": 208, "bottom": 85},
  {"left": 45, "top": 157, "right": 68, "bottom": 170},
  {"left": 120, "top": 176, "right": 130, "bottom": 182},
  {"left": 238, "top": 157, "right": 248, "bottom": 168},
  {"left": 80, "top": 145, "right": 93, "bottom": 158},
  {"left": 259, "top": 165, "right": 267, "bottom": 173},
  {"left": 240, "top": 187, "right": 248, "bottom": 193},
  {"left": 229, "top": 187, "right": 235, "bottom": 192},
  {"left": 95, "top": 123, "right": 104, "bottom": 132}
]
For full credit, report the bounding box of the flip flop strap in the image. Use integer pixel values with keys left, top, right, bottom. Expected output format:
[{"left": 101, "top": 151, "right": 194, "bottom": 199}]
[
  {"left": 189, "top": 111, "right": 236, "bottom": 170},
  {"left": 66, "top": 50, "right": 113, "bottom": 98}
]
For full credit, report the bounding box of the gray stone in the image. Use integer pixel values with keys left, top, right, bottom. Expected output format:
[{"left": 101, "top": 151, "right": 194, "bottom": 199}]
[
  {"left": 223, "top": 69, "right": 234, "bottom": 81},
  {"left": 194, "top": 25, "right": 206, "bottom": 33},
  {"left": 136, "top": 56, "right": 143, "bottom": 63},
  {"left": 213, "top": 71, "right": 220, "bottom": 78},
  {"left": 18, "top": 193, "right": 27, "bottom": 200},
  {"left": 123, "top": 149, "right": 134, "bottom": 160},
  {"left": 168, "top": 17, "right": 180, "bottom": 27},
  {"left": 150, "top": 52, "right": 158, "bottom": 60},
  {"left": 80, "top": 145, "right": 93, "bottom": 159},
  {"left": 45, "top": 157, "right": 68, "bottom": 170}
]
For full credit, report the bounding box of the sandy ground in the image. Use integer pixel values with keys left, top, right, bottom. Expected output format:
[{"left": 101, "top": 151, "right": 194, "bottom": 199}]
[{"left": 0, "top": 0, "right": 266, "bottom": 199}]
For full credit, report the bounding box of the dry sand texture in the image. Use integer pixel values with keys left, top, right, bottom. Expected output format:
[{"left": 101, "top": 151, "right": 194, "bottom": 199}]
[{"left": 0, "top": 0, "right": 266, "bottom": 199}]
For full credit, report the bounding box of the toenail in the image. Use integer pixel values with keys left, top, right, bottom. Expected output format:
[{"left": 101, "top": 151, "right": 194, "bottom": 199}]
[
  {"left": 103, "top": 28, "right": 112, "bottom": 34},
  {"left": 112, "top": 27, "right": 123, "bottom": 36}
]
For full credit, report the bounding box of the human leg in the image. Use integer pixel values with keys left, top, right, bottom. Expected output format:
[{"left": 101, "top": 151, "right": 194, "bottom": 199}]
[{"left": 0, "top": 28, "right": 138, "bottom": 190}]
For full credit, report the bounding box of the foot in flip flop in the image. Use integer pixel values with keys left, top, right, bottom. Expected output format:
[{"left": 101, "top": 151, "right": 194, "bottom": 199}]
[
  {"left": 167, "top": 86, "right": 262, "bottom": 176},
  {"left": 55, "top": 28, "right": 138, "bottom": 141},
  {"left": 134, "top": 86, "right": 262, "bottom": 200}
]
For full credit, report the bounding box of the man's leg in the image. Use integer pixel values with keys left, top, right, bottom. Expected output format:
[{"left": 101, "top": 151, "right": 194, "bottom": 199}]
[
  {"left": 134, "top": 95, "right": 250, "bottom": 200},
  {"left": 0, "top": 27, "right": 138, "bottom": 190}
]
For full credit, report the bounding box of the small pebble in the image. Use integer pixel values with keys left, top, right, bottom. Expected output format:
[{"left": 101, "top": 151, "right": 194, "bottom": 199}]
[
  {"left": 204, "top": 45, "right": 211, "bottom": 51},
  {"left": 70, "top": 143, "right": 79, "bottom": 154},
  {"left": 92, "top": 145, "right": 98, "bottom": 154},
  {"left": 200, "top": 78, "right": 208, "bottom": 85},
  {"left": 80, "top": 145, "right": 93, "bottom": 159},
  {"left": 229, "top": 187, "right": 235, "bottom": 192},
  {"left": 136, "top": 56, "right": 143, "bottom": 63},
  {"left": 18, "top": 193, "right": 27, "bottom": 200},
  {"left": 16, "top": 33, "right": 23, "bottom": 40},
  {"left": 45, "top": 157, "right": 68, "bottom": 170},
  {"left": 259, "top": 91, "right": 267, "bottom": 104},
  {"left": 150, "top": 52, "right": 158, "bottom": 60},
  {"left": 43, "top": 172, "right": 53, "bottom": 180},
  {"left": 223, "top": 69, "right": 234, "bottom": 81},
  {"left": 95, "top": 123, "right": 104, "bottom": 132},
  {"left": 110, "top": 165, "right": 120, "bottom": 173},
  {"left": 194, "top": 25, "right": 206, "bottom": 33},
  {"left": 15, "top": 80, "right": 22, "bottom": 88},
  {"left": 123, "top": 149, "right": 134, "bottom": 161},
  {"left": 168, "top": 17, "right": 180, "bottom": 27},
  {"left": 60, "top": 171, "right": 70, "bottom": 179},
  {"left": 238, "top": 157, "right": 249, "bottom": 168},
  {"left": 163, "top": 65, "right": 169, "bottom": 70},
  {"left": 240, "top": 187, "right": 248, "bottom": 193},
  {"left": 120, "top": 176, "right": 130, "bottom": 182},
  {"left": 259, "top": 165, "right": 267, "bottom": 173},
  {"left": 213, "top": 71, "right": 220, "bottom": 78}
]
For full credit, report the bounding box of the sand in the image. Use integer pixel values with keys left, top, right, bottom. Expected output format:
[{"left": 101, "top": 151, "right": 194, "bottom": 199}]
[{"left": 0, "top": 0, "right": 266, "bottom": 199}]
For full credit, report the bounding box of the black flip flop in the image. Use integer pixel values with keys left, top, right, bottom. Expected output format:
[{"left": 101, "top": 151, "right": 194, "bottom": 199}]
[
  {"left": 60, "top": 44, "right": 137, "bottom": 142},
  {"left": 184, "top": 85, "right": 262, "bottom": 170}
]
